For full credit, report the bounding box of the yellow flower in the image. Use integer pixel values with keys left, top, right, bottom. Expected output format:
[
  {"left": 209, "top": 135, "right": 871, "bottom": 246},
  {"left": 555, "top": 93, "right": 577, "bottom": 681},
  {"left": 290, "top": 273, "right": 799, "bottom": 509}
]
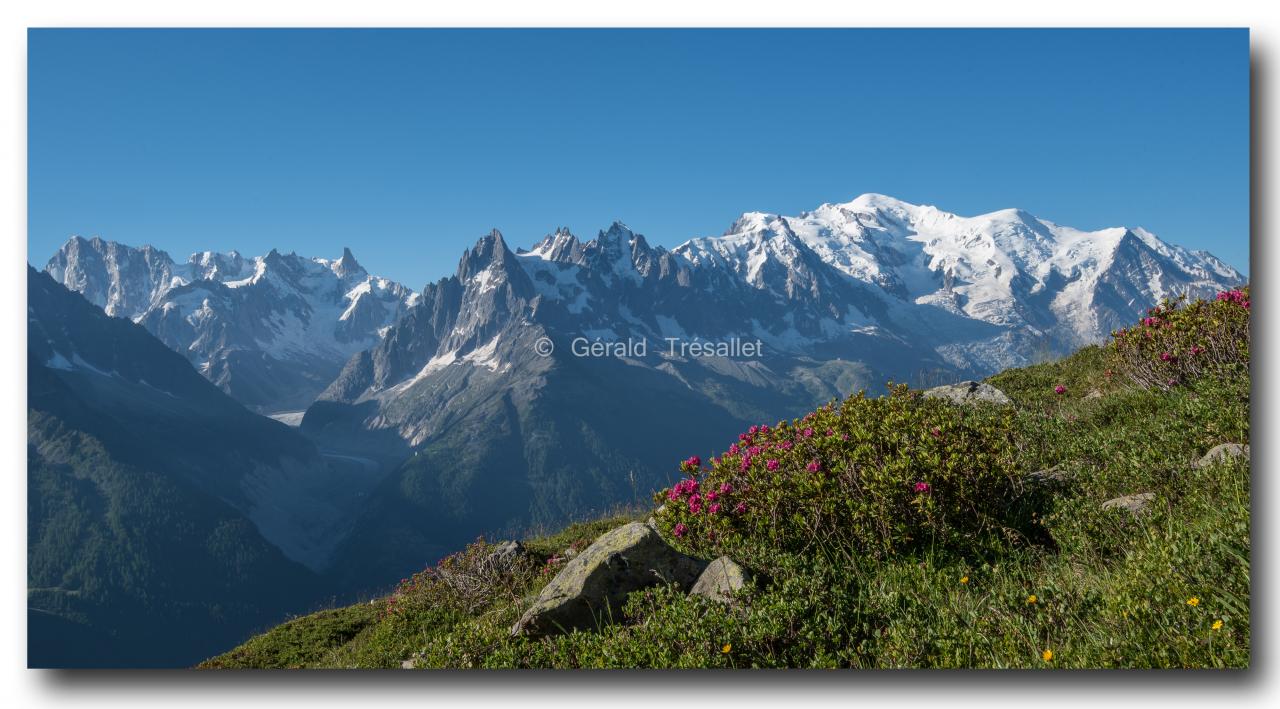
[
  {"left": 1042, "top": 649, "right": 1053, "bottom": 662},
  {"left": 1026, "top": 594, "right": 1038, "bottom": 604},
  {"left": 1212, "top": 620, "right": 1223, "bottom": 631},
  {"left": 722, "top": 643, "right": 732, "bottom": 654},
  {"left": 1187, "top": 597, "right": 1200, "bottom": 607},
  {"left": 960, "top": 576, "right": 970, "bottom": 585}
]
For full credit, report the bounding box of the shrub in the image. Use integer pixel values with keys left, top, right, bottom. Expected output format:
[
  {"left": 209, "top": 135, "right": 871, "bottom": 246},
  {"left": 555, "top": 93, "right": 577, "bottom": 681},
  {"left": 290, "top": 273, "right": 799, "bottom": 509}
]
[
  {"left": 653, "top": 384, "right": 1024, "bottom": 569},
  {"left": 1109, "top": 287, "right": 1250, "bottom": 390},
  {"left": 383, "top": 537, "right": 540, "bottom": 620}
]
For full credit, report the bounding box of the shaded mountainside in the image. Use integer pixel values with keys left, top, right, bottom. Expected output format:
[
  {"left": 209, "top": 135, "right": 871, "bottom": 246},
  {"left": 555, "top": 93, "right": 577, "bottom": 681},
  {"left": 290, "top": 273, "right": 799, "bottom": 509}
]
[{"left": 26, "top": 268, "right": 384, "bottom": 667}]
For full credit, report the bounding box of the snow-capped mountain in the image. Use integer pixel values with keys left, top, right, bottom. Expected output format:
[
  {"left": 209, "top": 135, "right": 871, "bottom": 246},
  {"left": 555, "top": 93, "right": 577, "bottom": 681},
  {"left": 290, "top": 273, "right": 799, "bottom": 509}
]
[
  {"left": 674, "top": 193, "right": 1244, "bottom": 368},
  {"left": 45, "top": 237, "right": 418, "bottom": 412}
]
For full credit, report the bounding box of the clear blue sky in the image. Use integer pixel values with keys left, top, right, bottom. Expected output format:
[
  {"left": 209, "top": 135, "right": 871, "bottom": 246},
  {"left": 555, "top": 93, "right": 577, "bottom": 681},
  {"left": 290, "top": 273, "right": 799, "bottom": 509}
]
[{"left": 29, "top": 29, "right": 1250, "bottom": 287}]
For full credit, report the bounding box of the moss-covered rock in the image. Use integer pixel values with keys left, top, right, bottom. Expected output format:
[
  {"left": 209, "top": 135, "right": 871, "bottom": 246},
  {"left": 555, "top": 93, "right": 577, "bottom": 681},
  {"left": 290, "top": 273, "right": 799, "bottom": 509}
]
[{"left": 511, "top": 522, "right": 706, "bottom": 638}]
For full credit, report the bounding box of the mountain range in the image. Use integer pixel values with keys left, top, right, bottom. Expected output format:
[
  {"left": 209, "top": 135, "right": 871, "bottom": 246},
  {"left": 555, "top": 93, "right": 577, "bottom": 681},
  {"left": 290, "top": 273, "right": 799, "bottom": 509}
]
[
  {"left": 46, "top": 238, "right": 417, "bottom": 412},
  {"left": 32, "top": 194, "right": 1245, "bottom": 664}
]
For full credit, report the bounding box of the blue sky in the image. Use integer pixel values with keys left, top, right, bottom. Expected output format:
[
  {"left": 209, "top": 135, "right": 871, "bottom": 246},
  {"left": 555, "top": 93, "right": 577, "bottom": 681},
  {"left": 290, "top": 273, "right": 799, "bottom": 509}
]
[{"left": 29, "top": 29, "right": 1249, "bottom": 286}]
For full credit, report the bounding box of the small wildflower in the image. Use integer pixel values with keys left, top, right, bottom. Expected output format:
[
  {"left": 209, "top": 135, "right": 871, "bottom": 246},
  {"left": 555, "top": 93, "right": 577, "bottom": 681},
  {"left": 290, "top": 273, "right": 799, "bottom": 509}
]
[
  {"left": 733, "top": 502, "right": 747, "bottom": 514},
  {"left": 1042, "top": 649, "right": 1053, "bottom": 662},
  {"left": 960, "top": 576, "right": 969, "bottom": 585},
  {"left": 1054, "top": 385, "right": 1066, "bottom": 395},
  {"left": 1212, "top": 620, "right": 1224, "bottom": 631},
  {"left": 766, "top": 459, "right": 780, "bottom": 471},
  {"left": 1027, "top": 594, "right": 1038, "bottom": 604},
  {"left": 673, "top": 523, "right": 688, "bottom": 538},
  {"left": 708, "top": 503, "right": 721, "bottom": 515},
  {"left": 913, "top": 481, "right": 931, "bottom": 494},
  {"left": 1187, "top": 597, "right": 1200, "bottom": 607},
  {"left": 806, "top": 459, "right": 821, "bottom": 473},
  {"left": 722, "top": 643, "right": 732, "bottom": 654}
]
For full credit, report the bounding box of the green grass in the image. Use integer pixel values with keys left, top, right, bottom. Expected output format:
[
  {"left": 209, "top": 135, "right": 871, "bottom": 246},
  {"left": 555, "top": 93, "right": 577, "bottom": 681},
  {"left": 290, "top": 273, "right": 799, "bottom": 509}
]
[{"left": 202, "top": 322, "right": 1250, "bottom": 670}]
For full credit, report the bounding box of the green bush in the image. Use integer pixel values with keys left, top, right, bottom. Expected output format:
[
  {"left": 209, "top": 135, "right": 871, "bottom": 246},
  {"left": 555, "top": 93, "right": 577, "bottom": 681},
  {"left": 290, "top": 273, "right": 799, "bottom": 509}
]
[
  {"left": 1109, "top": 287, "right": 1250, "bottom": 390},
  {"left": 652, "top": 384, "right": 1024, "bottom": 568}
]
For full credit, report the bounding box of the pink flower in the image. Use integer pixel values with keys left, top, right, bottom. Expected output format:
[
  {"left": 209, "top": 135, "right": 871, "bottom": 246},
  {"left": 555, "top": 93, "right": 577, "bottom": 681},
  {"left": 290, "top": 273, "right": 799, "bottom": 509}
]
[
  {"left": 759, "top": 425, "right": 770, "bottom": 434},
  {"left": 766, "top": 459, "right": 780, "bottom": 471},
  {"left": 719, "top": 482, "right": 733, "bottom": 494},
  {"left": 682, "top": 455, "right": 702, "bottom": 472},
  {"left": 914, "top": 481, "right": 931, "bottom": 494},
  {"left": 748, "top": 425, "right": 759, "bottom": 435},
  {"left": 1054, "top": 385, "right": 1066, "bottom": 395},
  {"left": 1160, "top": 351, "right": 1174, "bottom": 362},
  {"left": 705, "top": 491, "right": 718, "bottom": 502},
  {"left": 728, "top": 444, "right": 740, "bottom": 455},
  {"left": 689, "top": 499, "right": 703, "bottom": 515},
  {"left": 673, "top": 523, "right": 688, "bottom": 538},
  {"left": 802, "top": 427, "right": 814, "bottom": 438},
  {"left": 708, "top": 503, "right": 721, "bottom": 515},
  {"left": 806, "top": 459, "right": 821, "bottom": 473},
  {"left": 740, "top": 457, "right": 752, "bottom": 472},
  {"left": 779, "top": 440, "right": 793, "bottom": 451},
  {"left": 733, "top": 502, "right": 747, "bottom": 514},
  {"left": 826, "top": 428, "right": 835, "bottom": 437},
  {"left": 930, "top": 427, "right": 941, "bottom": 438},
  {"left": 667, "top": 488, "right": 680, "bottom": 501}
]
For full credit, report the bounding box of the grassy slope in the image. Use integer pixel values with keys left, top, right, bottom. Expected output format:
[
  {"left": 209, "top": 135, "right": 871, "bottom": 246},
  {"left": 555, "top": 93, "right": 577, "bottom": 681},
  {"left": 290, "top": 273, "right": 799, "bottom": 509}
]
[{"left": 202, "top": 344, "right": 1250, "bottom": 670}]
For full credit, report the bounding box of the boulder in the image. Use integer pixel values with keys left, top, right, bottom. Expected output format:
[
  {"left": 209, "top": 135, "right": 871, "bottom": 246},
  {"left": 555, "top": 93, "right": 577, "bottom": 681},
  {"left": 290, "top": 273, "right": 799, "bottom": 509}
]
[
  {"left": 1193, "top": 443, "right": 1249, "bottom": 469},
  {"left": 511, "top": 522, "right": 707, "bottom": 638},
  {"left": 923, "top": 381, "right": 1012, "bottom": 406},
  {"left": 1026, "top": 465, "right": 1072, "bottom": 485},
  {"left": 482, "top": 540, "right": 534, "bottom": 574},
  {"left": 689, "top": 556, "right": 749, "bottom": 603},
  {"left": 1101, "top": 492, "right": 1155, "bottom": 515}
]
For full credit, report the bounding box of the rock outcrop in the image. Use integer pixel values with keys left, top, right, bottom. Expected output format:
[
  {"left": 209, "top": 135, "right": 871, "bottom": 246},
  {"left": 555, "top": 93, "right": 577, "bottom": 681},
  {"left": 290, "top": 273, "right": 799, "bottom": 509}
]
[
  {"left": 1101, "top": 492, "right": 1155, "bottom": 515},
  {"left": 689, "top": 556, "right": 750, "bottom": 603},
  {"left": 923, "top": 381, "right": 1012, "bottom": 406},
  {"left": 1193, "top": 443, "right": 1250, "bottom": 469}
]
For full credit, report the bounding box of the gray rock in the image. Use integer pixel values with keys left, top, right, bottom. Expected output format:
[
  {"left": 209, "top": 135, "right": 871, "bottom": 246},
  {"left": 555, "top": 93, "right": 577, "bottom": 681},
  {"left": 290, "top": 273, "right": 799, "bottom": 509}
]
[
  {"left": 924, "top": 381, "right": 1012, "bottom": 406},
  {"left": 689, "top": 556, "right": 749, "bottom": 603},
  {"left": 562, "top": 547, "right": 579, "bottom": 560},
  {"left": 400, "top": 658, "right": 418, "bottom": 669},
  {"left": 511, "top": 522, "right": 707, "bottom": 638},
  {"left": 482, "top": 540, "right": 533, "bottom": 574},
  {"left": 1193, "top": 443, "right": 1250, "bottom": 469},
  {"left": 1026, "top": 465, "right": 1072, "bottom": 485},
  {"left": 1101, "top": 492, "right": 1155, "bottom": 514},
  {"left": 1084, "top": 389, "right": 1104, "bottom": 400}
]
